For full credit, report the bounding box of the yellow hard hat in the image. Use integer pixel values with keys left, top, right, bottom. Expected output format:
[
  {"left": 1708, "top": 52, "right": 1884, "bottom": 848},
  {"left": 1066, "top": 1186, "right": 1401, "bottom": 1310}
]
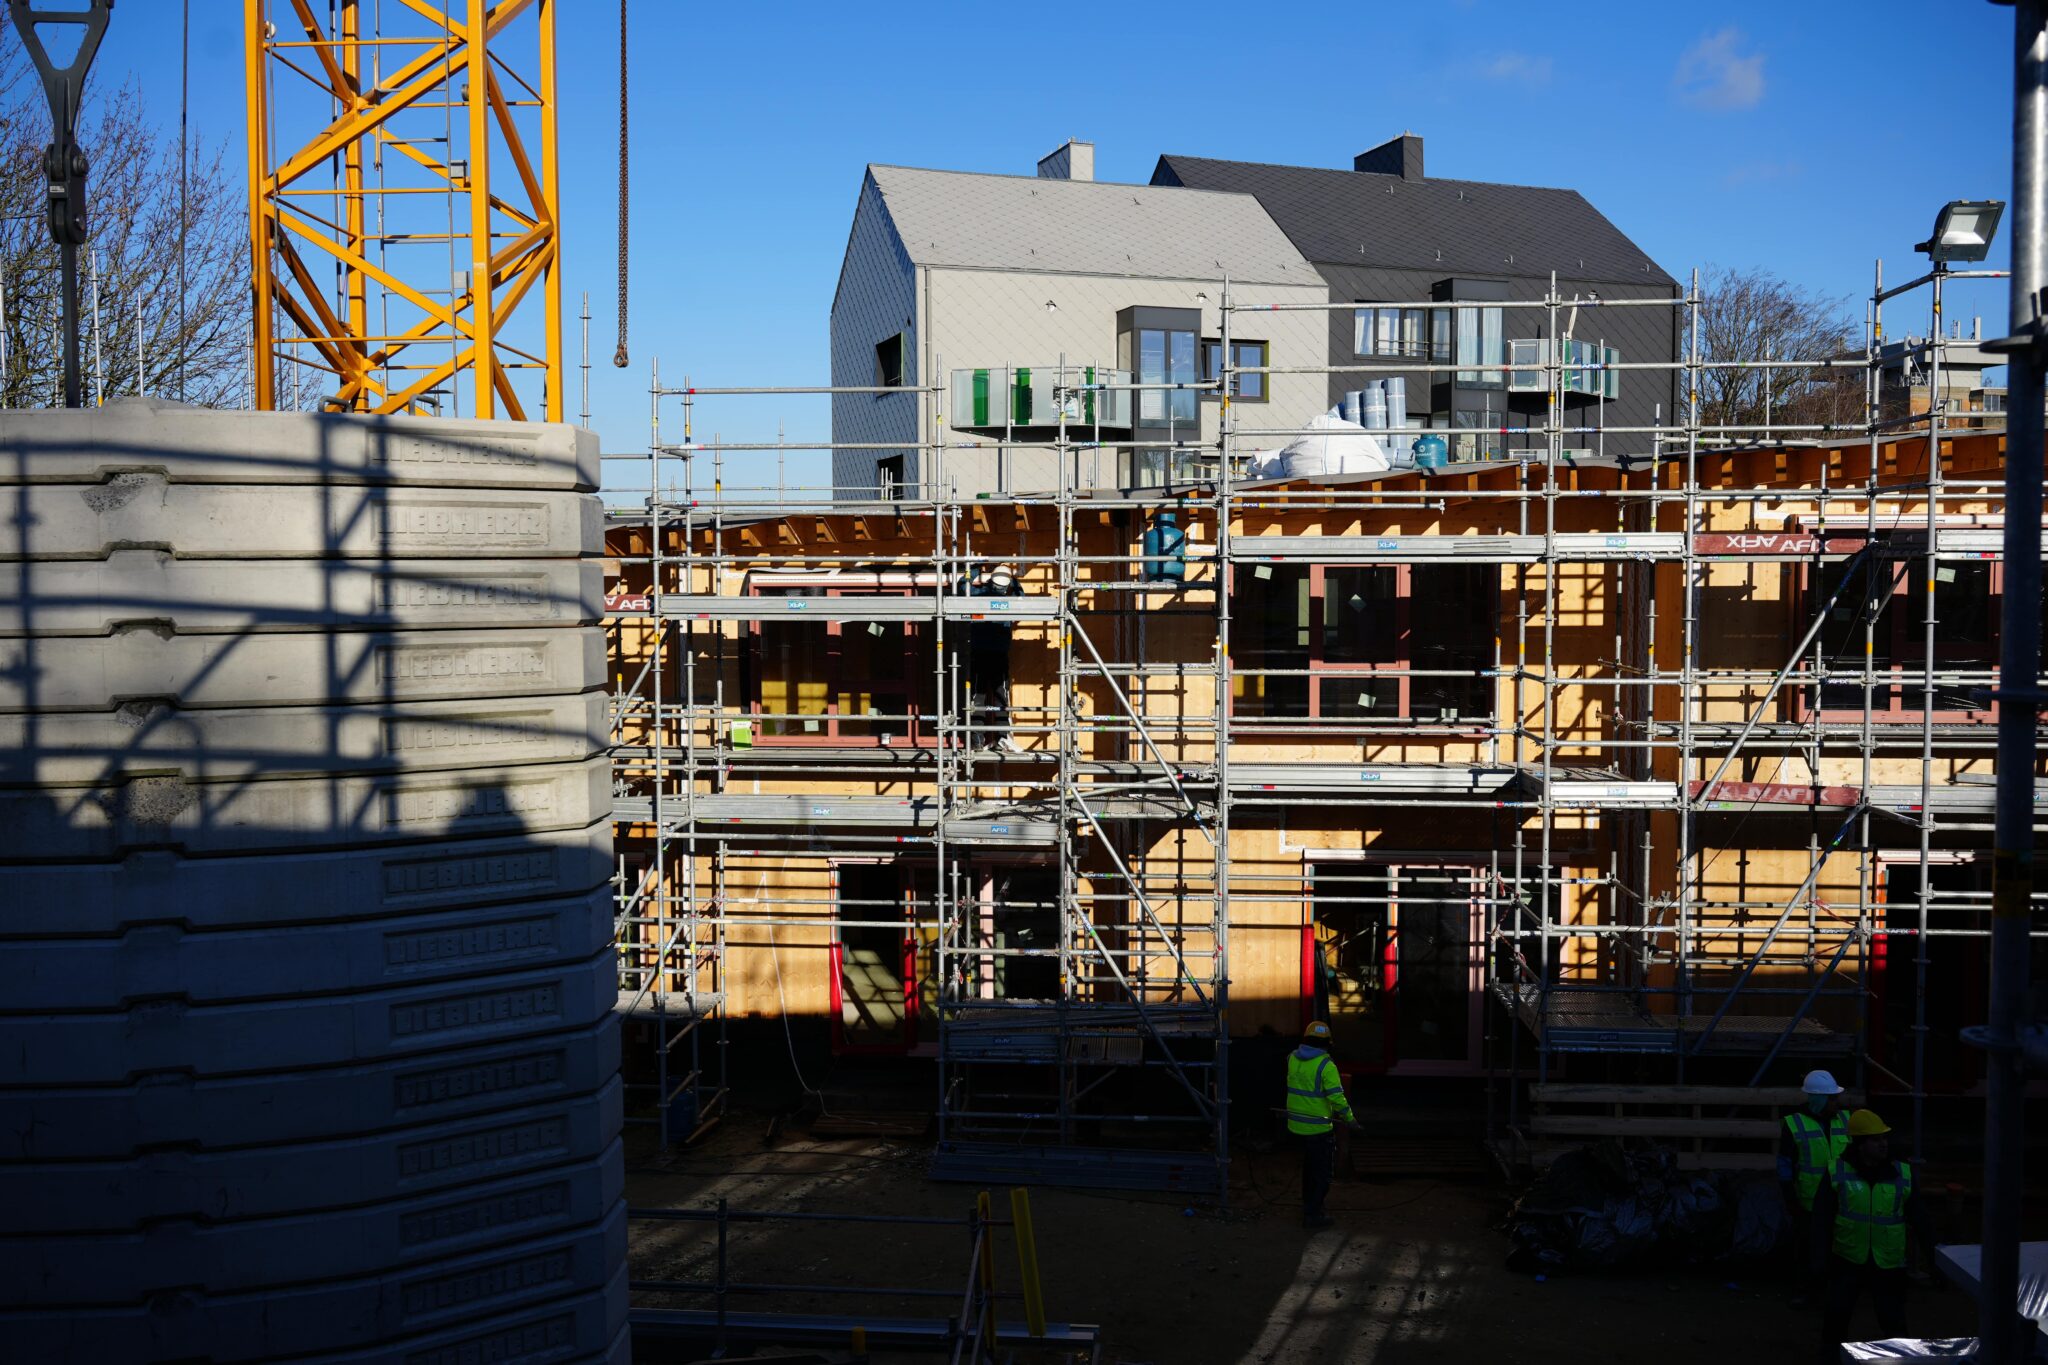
[
  {"left": 1304, "top": 1020, "right": 1332, "bottom": 1042},
  {"left": 1844, "top": 1109, "right": 1891, "bottom": 1138}
]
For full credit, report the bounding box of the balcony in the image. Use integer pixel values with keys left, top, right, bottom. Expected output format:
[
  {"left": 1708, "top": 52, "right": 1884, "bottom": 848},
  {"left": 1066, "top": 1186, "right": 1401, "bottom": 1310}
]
[
  {"left": 1505, "top": 339, "right": 1621, "bottom": 401},
  {"left": 949, "top": 366, "right": 1133, "bottom": 433}
]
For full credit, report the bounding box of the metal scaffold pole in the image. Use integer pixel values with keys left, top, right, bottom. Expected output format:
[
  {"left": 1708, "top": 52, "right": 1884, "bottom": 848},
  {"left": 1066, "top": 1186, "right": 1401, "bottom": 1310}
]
[
  {"left": 596, "top": 242, "right": 2040, "bottom": 1193},
  {"left": 1979, "top": 3, "right": 2047, "bottom": 1360},
  {"left": 1214, "top": 280, "right": 1235, "bottom": 1191}
]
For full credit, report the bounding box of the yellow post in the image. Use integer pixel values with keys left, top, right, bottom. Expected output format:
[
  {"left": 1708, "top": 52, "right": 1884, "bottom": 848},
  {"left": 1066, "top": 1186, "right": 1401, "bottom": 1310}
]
[
  {"left": 1009, "top": 1186, "right": 1047, "bottom": 1337},
  {"left": 537, "top": 0, "right": 562, "bottom": 422},
  {"left": 244, "top": 0, "right": 273, "bottom": 408},
  {"left": 340, "top": 0, "right": 367, "bottom": 407},
  {"left": 976, "top": 1190, "right": 998, "bottom": 1358},
  {"left": 465, "top": 0, "right": 495, "bottom": 418}
]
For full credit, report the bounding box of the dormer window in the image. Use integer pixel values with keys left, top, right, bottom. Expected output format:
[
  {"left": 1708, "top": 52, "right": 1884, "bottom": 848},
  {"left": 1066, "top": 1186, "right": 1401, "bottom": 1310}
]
[{"left": 874, "top": 333, "right": 905, "bottom": 388}]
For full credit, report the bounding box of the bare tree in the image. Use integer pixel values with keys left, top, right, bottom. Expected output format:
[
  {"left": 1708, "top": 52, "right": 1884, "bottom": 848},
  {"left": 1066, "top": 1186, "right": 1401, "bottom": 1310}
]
[
  {"left": 1696, "top": 264, "right": 1863, "bottom": 440},
  {"left": 0, "top": 36, "right": 285, "bottom": 409}
]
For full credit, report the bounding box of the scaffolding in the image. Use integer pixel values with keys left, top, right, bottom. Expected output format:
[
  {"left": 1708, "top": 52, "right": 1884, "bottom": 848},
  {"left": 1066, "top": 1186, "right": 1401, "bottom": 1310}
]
[{"left": 603, "top": 255, "right": 2046, "bottom": 1188}]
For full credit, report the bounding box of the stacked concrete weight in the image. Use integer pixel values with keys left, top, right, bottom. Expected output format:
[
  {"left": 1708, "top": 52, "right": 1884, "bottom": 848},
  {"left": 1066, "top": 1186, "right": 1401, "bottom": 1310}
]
[{"left": 0, "top": 401, "right": 627, "bottom": 1365}]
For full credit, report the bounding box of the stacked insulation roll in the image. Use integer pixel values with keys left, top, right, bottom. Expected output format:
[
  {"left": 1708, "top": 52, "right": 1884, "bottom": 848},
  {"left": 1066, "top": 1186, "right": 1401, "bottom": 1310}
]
[{"left": 0, "top": 401, "right": 626, "bottom": 1364}]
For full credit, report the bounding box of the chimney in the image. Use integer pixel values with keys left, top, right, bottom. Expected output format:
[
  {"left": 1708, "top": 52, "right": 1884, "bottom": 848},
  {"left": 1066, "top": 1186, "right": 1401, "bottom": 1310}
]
[
  {"left": 1037, "top": 139, "right": 1095, "bottom": 182},
  {"left": 1354, "top": 133, "right": 1423, "bottom": 182}
]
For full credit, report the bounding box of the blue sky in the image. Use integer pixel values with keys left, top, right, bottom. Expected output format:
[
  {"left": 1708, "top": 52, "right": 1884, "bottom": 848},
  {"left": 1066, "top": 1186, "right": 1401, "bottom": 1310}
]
[{"left": 96, "top": 2, "right": 2017, "bottom": 489}]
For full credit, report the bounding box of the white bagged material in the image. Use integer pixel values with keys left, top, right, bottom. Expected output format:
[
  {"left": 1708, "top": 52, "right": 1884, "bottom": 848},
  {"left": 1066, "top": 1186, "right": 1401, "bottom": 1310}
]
[
  {"left": 1246, "top": 449, "right": 1286, "bottom": 479},
  {"left": 1277, "top": 409, "right": 1390, "bottom": 479}
]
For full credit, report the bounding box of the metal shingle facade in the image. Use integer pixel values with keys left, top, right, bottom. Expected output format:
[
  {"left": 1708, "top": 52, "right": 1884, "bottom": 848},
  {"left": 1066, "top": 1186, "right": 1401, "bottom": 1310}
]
[
  {"left": 1153, "top": 154, "right": 1675, "bottom": 288},
  {"left": 867, "top": 164, "right": 1321, "bottom": 288}
]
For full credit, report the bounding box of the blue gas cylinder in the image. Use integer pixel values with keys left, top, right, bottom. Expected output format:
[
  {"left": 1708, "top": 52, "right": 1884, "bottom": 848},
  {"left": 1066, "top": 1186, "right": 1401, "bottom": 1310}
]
[
  {"left": 1142, "top": 510, "right": 1187, "bottom": 584},
  {"left": 1412, "top": 434, "right": 1449, "bottom": 469}
]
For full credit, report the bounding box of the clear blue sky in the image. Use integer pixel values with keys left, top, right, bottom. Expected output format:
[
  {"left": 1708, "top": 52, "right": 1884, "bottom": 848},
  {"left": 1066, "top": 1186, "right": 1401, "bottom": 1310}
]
[{"left": 94, "top": 1, "right": 2018, "bottom": 490}]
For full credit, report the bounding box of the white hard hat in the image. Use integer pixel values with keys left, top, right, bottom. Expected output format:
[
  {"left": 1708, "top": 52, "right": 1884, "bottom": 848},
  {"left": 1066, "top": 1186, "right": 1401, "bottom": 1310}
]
[{"left": 1801, "top": 1070, "right": 1844, "bottom": 1096}]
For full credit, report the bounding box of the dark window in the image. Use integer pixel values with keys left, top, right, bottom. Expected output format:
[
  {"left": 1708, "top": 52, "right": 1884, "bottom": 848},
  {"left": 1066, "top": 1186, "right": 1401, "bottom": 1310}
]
[
  {"left": 1809, "top": 553, "right": 2010, "bottom": 720},
  {"left": 990, "top": 866, "right": 1059, "bottom": 1000},
  {"left": 1310, "top": 862, "right": 1482, "bottom": 1071},
  {"left": 1201, "top": 339, "right": 1268, "bottom": 402},
  {"left": 1353, "top": 306, "right": 1426, "bottom": 359},
  {"left": 876, "top": 455, "right": 905, "bottom": 498},
  {"left": 835, "top": 861, "right": 939, "bottom": 1053},
  {"left": 838, "top": 863, "right": 910, "bottom": 1049},
  {"left": 1230, "top": 563, "right": 1495, "bottom": 723},
  {"left": 747, "top": 588, "right": 936, "bottom": 742},
  {"left": 874, "top": 333, "right": 905, "bottom": 388}
]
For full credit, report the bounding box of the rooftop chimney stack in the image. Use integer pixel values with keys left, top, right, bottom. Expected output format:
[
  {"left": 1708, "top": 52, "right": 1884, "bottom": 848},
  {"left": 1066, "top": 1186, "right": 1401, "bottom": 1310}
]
[
  {"left": 1354, "top": 133, "right": 1423, "bottom": 182},
  {"left": 1037, "top": 139, "right": 1095, "bottom": 182}
]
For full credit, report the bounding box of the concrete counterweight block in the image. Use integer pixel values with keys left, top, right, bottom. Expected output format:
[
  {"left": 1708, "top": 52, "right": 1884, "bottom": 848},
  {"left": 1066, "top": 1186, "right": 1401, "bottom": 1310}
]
[{"left": 0, "top": 405, "right": 624, "bottom": 1364}]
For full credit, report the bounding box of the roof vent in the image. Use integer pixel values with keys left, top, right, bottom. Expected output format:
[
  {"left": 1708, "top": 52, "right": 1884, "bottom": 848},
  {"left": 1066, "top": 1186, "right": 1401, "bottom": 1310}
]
[
  {"left": 1037, "top": 140, "right": 1095, "bottom": 182},
  {"left": 1354, "top": 133, "right": 1423, "bottom": 182}
]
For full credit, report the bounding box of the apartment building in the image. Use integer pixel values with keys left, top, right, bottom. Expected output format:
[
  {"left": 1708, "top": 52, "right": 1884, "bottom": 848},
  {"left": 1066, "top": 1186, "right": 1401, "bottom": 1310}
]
[
  {"left": 829, "top": 142, "right": 1329, "bottom": 498},
  {"left": 829, "top": 134, "right": 1681, "bottom": 505},
  {"left": 1154, "top": 134, "right": 1681, "bottom": 461}
]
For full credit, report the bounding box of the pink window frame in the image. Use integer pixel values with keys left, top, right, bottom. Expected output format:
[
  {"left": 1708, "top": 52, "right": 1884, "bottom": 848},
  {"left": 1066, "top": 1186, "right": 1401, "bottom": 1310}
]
[
  {"left": 746, "top": 586, "right": 936, "bottom": 746},
  {"left": 1226, "top": 562, "right": 1494, "bottom": 728}
]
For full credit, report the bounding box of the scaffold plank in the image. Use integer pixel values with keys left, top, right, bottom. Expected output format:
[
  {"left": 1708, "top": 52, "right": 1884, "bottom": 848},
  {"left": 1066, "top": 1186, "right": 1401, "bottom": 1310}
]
[{"left": 632, "top": 595, "right": 1056, "bottom": 622}]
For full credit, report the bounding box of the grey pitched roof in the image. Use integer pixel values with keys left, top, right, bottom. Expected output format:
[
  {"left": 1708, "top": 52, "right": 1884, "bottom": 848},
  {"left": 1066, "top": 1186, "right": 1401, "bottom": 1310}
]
[
  {"left": 866, "top": 164, "right": 1322, "bottom": 287},
  {"left": 1152, "top": 155, "right": 1675, "bottom": 288}
]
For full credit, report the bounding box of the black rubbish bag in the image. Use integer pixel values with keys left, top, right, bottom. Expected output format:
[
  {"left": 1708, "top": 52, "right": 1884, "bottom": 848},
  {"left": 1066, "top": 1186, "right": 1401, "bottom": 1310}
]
[
  {"left": 1505, "top": 1141, "right": 1787, "bottom": 1274},
  {"left": 1722, "top": 1172, "right": 1788, "bottom": 1261}
]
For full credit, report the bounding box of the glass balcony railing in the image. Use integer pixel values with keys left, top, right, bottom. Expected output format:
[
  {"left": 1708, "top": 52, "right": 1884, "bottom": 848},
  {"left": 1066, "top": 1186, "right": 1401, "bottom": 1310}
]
[
  {"left": 1506, "top": 339, "right": 1621, "bottom": 400},
  {"left": 949, "top": 366, "right": 1133, "bottom": 431}
]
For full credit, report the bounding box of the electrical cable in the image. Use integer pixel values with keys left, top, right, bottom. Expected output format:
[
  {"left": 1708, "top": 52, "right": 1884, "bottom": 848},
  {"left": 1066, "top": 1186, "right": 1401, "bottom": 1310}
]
[
  {"left": 765, "top": 919, "right": 831, "bottom": 1115},
  {"left": 610, "top": 0, "right": 629, "bottom": 367}
]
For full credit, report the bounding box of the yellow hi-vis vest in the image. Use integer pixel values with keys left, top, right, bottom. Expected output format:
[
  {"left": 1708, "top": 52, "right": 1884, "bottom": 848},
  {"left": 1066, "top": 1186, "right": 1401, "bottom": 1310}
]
[
  {"left": 1284, "top": 1048, "right": 1354, "bottom": 1134},
  {"left": 1830, "top": 1159, "right": 1912, "bottom": 1269},
  {"left": 1784, "top": 1109, "right": 1850, "bottom": 1211}
]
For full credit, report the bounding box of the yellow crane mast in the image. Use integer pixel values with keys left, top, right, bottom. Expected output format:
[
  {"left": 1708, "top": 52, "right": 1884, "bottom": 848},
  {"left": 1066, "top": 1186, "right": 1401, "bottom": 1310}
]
[{"left": 244, "top": 0, "right": 561, "bottom": 420}]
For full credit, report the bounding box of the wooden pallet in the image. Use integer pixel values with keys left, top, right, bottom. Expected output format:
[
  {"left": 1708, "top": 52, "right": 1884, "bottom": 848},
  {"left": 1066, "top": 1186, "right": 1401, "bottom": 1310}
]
[{"left": 1499, "top": 1082, "right": 1861, "bottom": 1176}]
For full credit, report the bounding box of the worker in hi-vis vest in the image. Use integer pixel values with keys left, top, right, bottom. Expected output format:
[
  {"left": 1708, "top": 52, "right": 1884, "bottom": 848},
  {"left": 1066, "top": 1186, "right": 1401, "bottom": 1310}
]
[
  {"left": 1777, "top": 1069, "right": 1850, "bottom": 1304},
  {"left": 1809, "top": 1109, "right": 1936, "bottom": 1353},
  {"left": 1284, "top": 1020, "right": 1360, "bottom": 1229}
]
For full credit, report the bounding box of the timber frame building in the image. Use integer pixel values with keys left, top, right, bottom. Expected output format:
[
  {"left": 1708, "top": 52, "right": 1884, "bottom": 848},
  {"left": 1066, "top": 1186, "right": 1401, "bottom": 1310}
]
[{"left": 608, "top": 396, "right": 2047, "bottom": 1192}]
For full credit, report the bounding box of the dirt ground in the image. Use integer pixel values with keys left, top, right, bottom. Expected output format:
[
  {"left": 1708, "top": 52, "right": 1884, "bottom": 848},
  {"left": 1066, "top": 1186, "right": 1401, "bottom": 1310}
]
[{"left": 624, "top": 1107, "right": 1983, "bottom": 1365}]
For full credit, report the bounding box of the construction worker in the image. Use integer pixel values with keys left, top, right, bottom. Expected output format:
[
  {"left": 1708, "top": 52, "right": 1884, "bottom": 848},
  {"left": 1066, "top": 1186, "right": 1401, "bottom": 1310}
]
[
  {"left": 1810, "top": 1110, "right": 1935, "bottom": 1353},
  {"left": 1778, "top": 1069, "right": 1849, "bottom": 1304},
  {"left": 1285, "top": 1020, "right": 1360, "bottom": 1229},
  {"left": 965, "top": 563, "right": 1019, "bottom": 752}
]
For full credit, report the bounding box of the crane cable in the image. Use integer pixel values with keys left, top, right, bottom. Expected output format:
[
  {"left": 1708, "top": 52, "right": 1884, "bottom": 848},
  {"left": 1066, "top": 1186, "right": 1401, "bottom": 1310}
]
[{"left": 610, "top": 0, "right": 629, "bottom": 368}]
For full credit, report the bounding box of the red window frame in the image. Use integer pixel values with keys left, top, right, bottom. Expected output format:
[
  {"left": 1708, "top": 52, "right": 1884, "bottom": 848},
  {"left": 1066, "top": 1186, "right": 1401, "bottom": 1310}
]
[
  {"left": 746, "top": 586, "right": 936, "bottom": 746},
  {"left": 829, "top": 859, "right": 937, "bottom": 1056},
  {"left": 1298, "top": 859, "right": 1488, "bottom": 1077},
  {"left": 1226, "top": 562, "right": 1495, "bottom": 727},
  {"left": 1791, "top": 555, "right": 2005, "bottom": 725}
]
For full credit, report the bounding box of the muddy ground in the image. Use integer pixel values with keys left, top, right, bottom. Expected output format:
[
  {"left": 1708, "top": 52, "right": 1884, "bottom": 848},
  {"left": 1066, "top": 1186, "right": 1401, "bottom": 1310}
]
[{"left": 624, "top": 1106, "right": 1988, "bottom": 1365}]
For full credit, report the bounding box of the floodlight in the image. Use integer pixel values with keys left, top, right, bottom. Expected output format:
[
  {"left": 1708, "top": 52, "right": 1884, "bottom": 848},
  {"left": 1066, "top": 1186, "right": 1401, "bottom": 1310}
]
[{"left": 1916, "top": 199, "right": 2005, "bottom": 264}]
